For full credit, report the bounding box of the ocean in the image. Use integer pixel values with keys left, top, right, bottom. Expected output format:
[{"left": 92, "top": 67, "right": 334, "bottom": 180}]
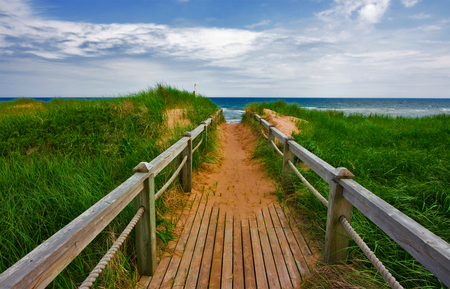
[
  {"left": 1, "top": 97, "right": 449, "bottom": 123},
  {"left": 209, "top": 98, "right": 450, "bottom": 123}
]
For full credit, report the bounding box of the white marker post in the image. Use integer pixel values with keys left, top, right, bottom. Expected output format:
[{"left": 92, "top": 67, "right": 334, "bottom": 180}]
[{"left": 194, "top": 84, "right": 197, "bottom": 97}]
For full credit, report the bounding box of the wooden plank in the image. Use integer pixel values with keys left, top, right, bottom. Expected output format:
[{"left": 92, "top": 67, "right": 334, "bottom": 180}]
[
  {"left": 197, "top": 206, "right": 219, "bottom": 289},
  {"left": 268, "top": 206, "right": 302, "bottom": 287},
  {"left": 324, "top": 181, "right": 352, "bottom": 263},
  {"left": 190, "top": 124, "right": 205, "bottom": 140},
  {"left": 134, "top": 175, "right": 157, "bottom": 276},
  {"left": 172, "top": 198, "right": 207, "bottom": 288},
  {"left": 147, "top": 194, "right": 197, "bottom": 288},
  {"left": 222, "top": 212, "right": 233, "bottom": 289},
  {"left": 262, "top": 208, "right": 293, "bottom": 289},
  {"left": 184, "top": 204, "right": 213, "bottom": 288},
  {"left": 0, "top": 172, "right": 148, "bottom": 289},
  {"left": 133, "top": 137, "right": 188, "bottom": 174},
  {"left": 233, "top": 215, "right": 245, "bottom": 289},
  {"left": 274, "top": 205, "right": 311, "bottom": 277},
  {"left": 270, "top": 127, "right": 287, "bottom": 144},
  {"left": 282, "top": 136, "right": 295, "bottom": 194},
  {"left": 210, "top": 209, "right": 226, "bottom": 288},
  {"left": 341, "top": 179, "right": 450, "bottom": 288},
  {"left": 180, "top": 132, "right": 193, "bottom": 193},
  {"left": 136, "top": 276, "right": 152, "bottom": 289},
  {"left": 255, "top": 210, "right": 281, "bottom": 289},
  {"left": 287, "top": 140, "right": 337, "bottom": 184},
  {"left": 260, "top": 118, "right": 271, "bottom": 130},
  {"left": 249, "top": 214, "right": 269, "bottom": 289},
  {"left": 159, "top": 194, "right": 203, "bottom": 288},
  {"left": 282, "top": 206, "right": 313, "bottom": 269},
  {"left": 242, "top": 217, "right": 257, "bottom": 289}
]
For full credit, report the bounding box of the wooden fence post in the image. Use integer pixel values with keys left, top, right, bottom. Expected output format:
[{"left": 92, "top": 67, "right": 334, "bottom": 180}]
[
  {"left": 267, "top": 124, "right": 275, "bottom": 147},
  {"left": 324, "top": 168, "right": 355, "bottom": 263},
  {"left": 180, "top": 132, "right": 192, "bottom": 192},
  {"left": 134, "top": 174, "right": 157, "bottom": 276},
  {"left": 282, "top": 135, "right": 295, "bottom": 194}
]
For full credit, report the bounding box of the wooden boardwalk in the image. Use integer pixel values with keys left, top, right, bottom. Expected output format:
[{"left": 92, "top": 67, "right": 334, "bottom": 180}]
[{"left": 140, "top": 193, "right": 314, "bottom": 289}]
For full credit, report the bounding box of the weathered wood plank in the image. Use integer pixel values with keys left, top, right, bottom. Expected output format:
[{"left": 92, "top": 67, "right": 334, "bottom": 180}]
[
  {"left": 282, "top": 136, "right": 295, "bottom": 193},
  {"left": 268, "top": 206, "right": 302, "bottom": 287},
  {"left": 255, "top": 210, "right": 281, "bottom": 289},
  {"left": 270, "top": 127, "right": 287, "bottom": 144},
  {"left": 233, "top": 214, "right": 245, "bottom": 289},
  {"left": 287, "top": 140, "right": 338, "bottom": 184},
  {"left": 242, "top": 217, "right": 257, "bottom": 289},
  {"left": 249, "top": 214, "right": 269, "bottom": 289},
  {"left": 0, "top": 172, "right": 148, "bottom": 289},
  {"left": 324, "top": 181, "right": 352, "bottom": 263},
  {"left": 274, "top": 205, "right": 311, "bottom": 276},
  {"left": 134, "top": 175, "right": 157, "bottom": 276},
  {"left": 159, "top": 194, "right": 203, "bottom": 288},
  {"left": 341, "top": 179, "right": 450, "bottom": 288},
  {"left": 262, "top": 208, "right": 293, "bottom": 289},
  {"left": 184, "top": 203, "right": 213, "bottom": 288},
  {"left": 282, "top": 206, "right": 312, "bottom": 258},
  {"left": 197, "top": 206, "right": 219, "bottom": 289},
  {"left": 172, "top": 197, "right": 207, "bottom": 288},
  {"left": 180, "top": 132, "right": 193, "bottom": 193},
  {"left": 133, "top": 137, "right": 188, "bottom": 174},
  {"left": 190, "top": 124, "right": 205, "bottom": 140},
  {"left": 260, "top": 118, "right": 271, "bottom": 130},
  {"left": 222, "top": 212, "right": 234, "bottom": 289},
  {"left": 210, "top": 209, "right": 226, "bottom": 288},
  {"left": 147, "top": 194, "right": 197, "bottom": 288}
]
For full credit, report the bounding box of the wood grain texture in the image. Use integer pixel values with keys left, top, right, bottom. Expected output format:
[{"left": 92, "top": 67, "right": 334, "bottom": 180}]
[
  {"left": 210, "top": 210, "right": 226, "bottom": 288},
  {"left": 0, "top": 172, "right": 148, "bottom": 289},
  {"left": 270, "top": 127, "right": 287, "bottom": 144},
  {"left": 233, "top": 215, "right": 245, "bottom": 289},
  {"left": 197, "top": 206, "right": 219, "bottom": 289},
  {"left": 221, "top": 213, "right": 233, "bottom": 289},
  {"left": 341, "top": 179, "right": 450, "bottom": 287},
  {"left": 249, "top": 214, "right": 269, "bottom": 289},
  {"left": 242, "top": 217, "right": 257, "bottom": 289}
]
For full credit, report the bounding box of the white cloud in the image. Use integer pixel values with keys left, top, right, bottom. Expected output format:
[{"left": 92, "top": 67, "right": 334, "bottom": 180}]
[
  {"left": 410, "top": 13, "right": 431, "bottom": 20},
  {"left": 245, "top": 20, "right": 271, "bottom": 29},
  {"left": 317, "top": 0, "right": 390, "bottom": 24},
  {"left": 401, "top": 0, "right": 420, "bottom": 8}
]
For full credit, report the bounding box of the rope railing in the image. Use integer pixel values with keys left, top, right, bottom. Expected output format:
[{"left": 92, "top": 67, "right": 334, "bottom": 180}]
[
  {"left": 270, "top": 140, "right": 284, "bottom": 157},
  {"left": 261, "top": 128, "right": 268, "bottom": 140},
  {"left": 155, "top": 155, "right": 188, "bottom": 200},
  {"left": 287, "top": 160, "right": 329, "bottom": 207},
  {"left": 79, "top": 207, "right": 145, "bottom": 289},
  {"left": 193, "top": 137, "right": 203, "bottom": 153},
  {"left": 340, "top": 216, "right": 404, "bottom": 289}
]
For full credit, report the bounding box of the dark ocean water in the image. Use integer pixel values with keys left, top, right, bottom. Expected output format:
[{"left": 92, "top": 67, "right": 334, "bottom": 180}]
[
  {"left": 209, "top": 98, "right": 450, "bottom": 123},
  {"left": 1, "top": 97, "right": 449, "bottom": 123}
]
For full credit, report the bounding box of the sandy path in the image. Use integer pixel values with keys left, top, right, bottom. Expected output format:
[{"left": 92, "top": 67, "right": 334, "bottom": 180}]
[{"left": 192, "top": 123, "right": 278, "bottom": 218}]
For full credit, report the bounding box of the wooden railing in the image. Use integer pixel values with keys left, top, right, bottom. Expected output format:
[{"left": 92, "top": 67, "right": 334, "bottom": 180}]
[
  {"left": 0, "top": 109, "right": 224, "bottom": 289},
  {"left": 252, "top": 112, "right": 450, "bottom": 288}
]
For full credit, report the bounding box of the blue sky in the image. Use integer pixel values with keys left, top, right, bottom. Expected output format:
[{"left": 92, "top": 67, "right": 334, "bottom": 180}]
[{"left": 0, "top": 0, "right": 449, "bottom": 98}]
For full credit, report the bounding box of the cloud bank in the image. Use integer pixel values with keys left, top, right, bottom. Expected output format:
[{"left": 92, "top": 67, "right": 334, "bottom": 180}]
[{"left": 0, "top": 0, "right": 449, "bottom": 98}]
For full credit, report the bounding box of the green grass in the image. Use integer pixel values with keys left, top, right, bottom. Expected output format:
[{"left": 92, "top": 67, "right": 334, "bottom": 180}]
[
  {"left": 0, "top": 84, "right": 219, "bottom": 288},
  {"left": 244, "top": 101, "right": 450, "bottom": 289}
]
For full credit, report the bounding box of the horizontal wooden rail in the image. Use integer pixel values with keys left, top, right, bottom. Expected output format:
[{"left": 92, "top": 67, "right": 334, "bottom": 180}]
[
  {"left": 250, "top": 110, "right": 450, "bottom": 287},
  {"left": 0, "top": 108, "right": 224, "bottom": 289},
  {"left": 155, "top": 155, "right": 187, "bottom": 199}
]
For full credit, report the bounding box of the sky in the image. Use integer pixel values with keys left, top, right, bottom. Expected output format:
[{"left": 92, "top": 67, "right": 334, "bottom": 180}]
[{"left": 0, "top": 0, "right": 449, "bottom": 98}]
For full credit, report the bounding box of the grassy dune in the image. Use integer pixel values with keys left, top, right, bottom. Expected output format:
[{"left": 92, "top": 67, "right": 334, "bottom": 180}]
[
  {"left": 244, "top": 100, "right": 450, "bottom": 288},
  {"left": 0, "top": 85, "right": 219, "bottom": 288}
]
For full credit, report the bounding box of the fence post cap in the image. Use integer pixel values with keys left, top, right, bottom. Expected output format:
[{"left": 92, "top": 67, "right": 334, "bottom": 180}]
[
  {"left": 133, "top": 162, "right": 150, "bottom": 173},
  {"left": 200, "top": 121, "right": 207, "bottom": 125},
  {"left": 268, "top": 124, "right": 275, "bottom": 127},
  {"left": 334, "top": 167, "right": 355, "bottom": 179},
  {"left": 285, "top": 135, "right": 295, "bottom": 141},
  {"left": 183, "top": 131, "right": 192, "bottom": 137}
]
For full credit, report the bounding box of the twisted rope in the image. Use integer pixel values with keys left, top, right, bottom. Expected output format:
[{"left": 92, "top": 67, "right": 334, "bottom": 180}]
[
  {"left": 155, "top": 155, "right": 187, "bottom": 200},
  {"left": 261, "top": 129, "right": 268, "bottom": 139},
  {"left": 270, "top": 140, "right": 284, "bottom": 157},
  {"left": 79, "top": 207, "right": 145, "bottom": 289},
  {"left": 340, "top": 216, "right": 404, "bottom": 289},
  {"left": 287, "top": 160, "right": 329, "bottom": 207},
  {"left": 193, "top": 137, "right": 203, "bottom": 153}
]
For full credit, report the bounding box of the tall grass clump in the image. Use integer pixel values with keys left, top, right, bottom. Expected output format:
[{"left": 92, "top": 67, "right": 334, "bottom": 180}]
[
  {"left": 0, "top": 84, "right": 219, "bottom": 288},
  {"left": 244, "top": 101, "right": 450, "bottom": 289}
]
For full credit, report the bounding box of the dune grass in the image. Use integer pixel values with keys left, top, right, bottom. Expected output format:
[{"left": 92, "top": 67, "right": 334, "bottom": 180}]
[
  {"left": 0, "top": 84, "right": 219, "bottom": 288},
  {"left": 244, "top": 100, "right": 450, "bottom": 289}
]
